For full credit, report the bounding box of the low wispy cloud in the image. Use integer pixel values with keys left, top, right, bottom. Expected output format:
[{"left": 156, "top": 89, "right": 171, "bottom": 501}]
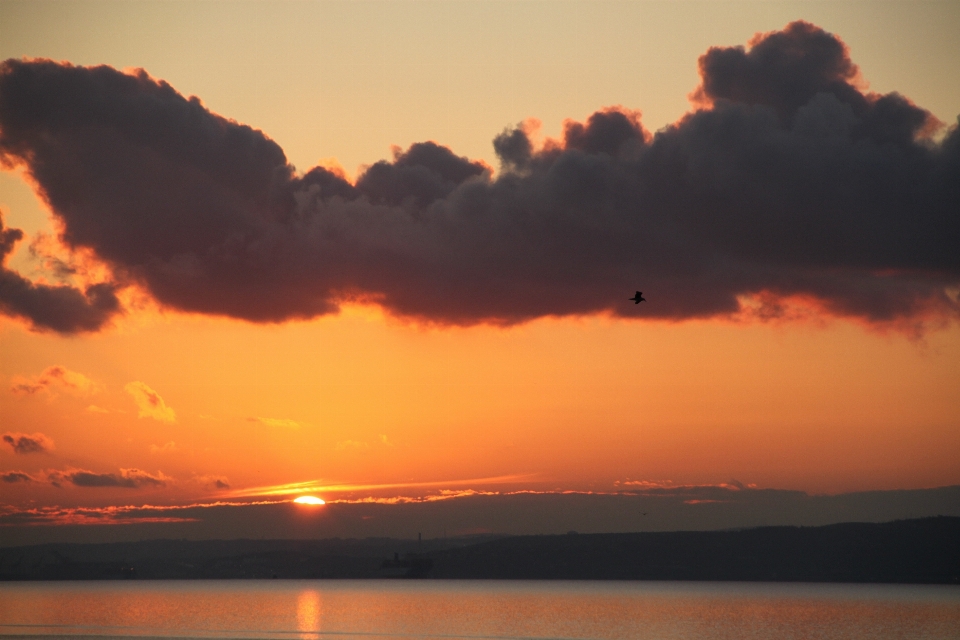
[
  {"left": 614, "top": 478, "right": 770, "bottom": 504},
  {"left": 334, "top": 439, "right": 368, "bottom": 451},
  {"left": 124, "top": 381, "right": 176, "bottom": 423},
  {"left": 85, "top": 404, "right": 112, "bottom": 413},
  {"left": 0, "top": 499, "right": 282, "bottom": 526},
  {"left": 1, "top": 470, "right": 36, "bottom": 483},
  {"left": 47, "top": 467, "right": 171, "bottom": 489},
  {"left": 249, "top": 417, "right": 302, "bottom": 429},
  {"left": 2, "top": 431, "right": 54, "bottom": 454},
  {"left": 335, "top": 434, "right": 393, "bottom": 451},
  {"left": 220, "top": 474, "right": 534, "bottom": 499},
  {"left": 10, "top": 365, "right": 98, "bottom": 397},
  {"left": 149, "top": 441, "right": 177, "bottom": 454}
]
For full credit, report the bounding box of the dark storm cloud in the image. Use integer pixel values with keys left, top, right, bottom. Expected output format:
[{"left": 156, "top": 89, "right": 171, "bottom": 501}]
[
  {"left": 2, "top": 431, "right": 53, "bottom": 454},
  {"left": 48, "top": 468, "right": 169, "bottom": 489},
  {"left": 0, "top": 20, "right": 957, "bottom": 331}
]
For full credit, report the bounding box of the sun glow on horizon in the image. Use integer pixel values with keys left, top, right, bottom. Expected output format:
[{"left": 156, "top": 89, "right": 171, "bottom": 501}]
[{"left": 293, "top": 496, "right": 325, "bottom": 505}]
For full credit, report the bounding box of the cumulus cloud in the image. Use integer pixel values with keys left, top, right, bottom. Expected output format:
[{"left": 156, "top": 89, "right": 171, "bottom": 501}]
[
  {"left": 2, "top": 431, "right": 54, "bottom": 454},
  {"left": 48, "top": 467, "right": 170, "bottom": 489},
  {"left": 10, "top": 365, "right": 98, "bottom": 396},
  {"left": 0, "top": 21, "right": 956, "bottom": 333},
  {"left": 1, "top": 470, "right": 36, "bottom": 483},
  {"left": 124, "top": 381, "right": 176, "bottom": 423}
]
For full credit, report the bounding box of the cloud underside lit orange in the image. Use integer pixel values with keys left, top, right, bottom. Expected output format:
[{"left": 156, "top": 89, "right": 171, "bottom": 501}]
[{"left": 0, "top": 482, "right": 757, "bottom": 526}]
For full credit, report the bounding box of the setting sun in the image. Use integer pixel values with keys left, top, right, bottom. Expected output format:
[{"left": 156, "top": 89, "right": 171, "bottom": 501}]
[{"left": 293, "top": 496, "right": 325, "bottom": 506}]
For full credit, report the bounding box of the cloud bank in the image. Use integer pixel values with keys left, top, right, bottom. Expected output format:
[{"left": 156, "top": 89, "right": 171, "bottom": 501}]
[
  {"left": 2, "top": 485, "right": 958, "bottom": 546},
  {"left": 0, "top": 21, "right": 957, "bottom": 333}
]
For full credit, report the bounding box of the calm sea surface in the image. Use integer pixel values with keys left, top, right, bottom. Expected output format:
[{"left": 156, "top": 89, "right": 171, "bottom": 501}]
[{"left": 1, "top": 580, "right": 958, "bottom": 640}]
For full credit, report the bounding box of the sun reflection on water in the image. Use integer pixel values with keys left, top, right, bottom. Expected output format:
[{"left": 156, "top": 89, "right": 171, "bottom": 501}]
[{"left": 296, "top": 589, "right": 322, "bottom": 636}]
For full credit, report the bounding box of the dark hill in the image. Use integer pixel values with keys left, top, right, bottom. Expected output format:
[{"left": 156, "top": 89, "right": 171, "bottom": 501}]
[
  {"left": 429, "top": 516, "right": 960, "bottom": 583},
  {"left": 1, "top": 517, "right": 956, "bottom": 583}
]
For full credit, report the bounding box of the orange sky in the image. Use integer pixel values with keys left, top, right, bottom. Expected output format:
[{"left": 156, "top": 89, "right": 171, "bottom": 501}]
[{"left": 1, "top": 1, "right": 959, "bottom": 531}]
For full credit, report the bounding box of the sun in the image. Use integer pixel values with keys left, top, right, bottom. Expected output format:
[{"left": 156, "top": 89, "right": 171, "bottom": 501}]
[{"left": 293, "top": 495, "right": 325, "bottom": 505}]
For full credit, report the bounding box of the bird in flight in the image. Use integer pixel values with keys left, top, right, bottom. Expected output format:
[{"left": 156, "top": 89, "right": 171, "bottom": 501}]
[{"left": 629, "top": 291, "right": 645, "bottom": 304}]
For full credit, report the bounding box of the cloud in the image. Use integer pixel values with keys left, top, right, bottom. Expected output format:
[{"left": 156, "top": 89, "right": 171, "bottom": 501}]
[
  {"left": 0, "top": 215, "right": 121, "bottom": 333},
  {"left": 10, "top": 365, "right": 98, "bottom": 396},
  {"left": 195, "top": 474, "right": 230, "bottom": 490},
  {"left": 149, "top": 441, "right": 177, "bottom": 454},
  {"left": 124, "top": 381, "right": 176, "bottom": 423},
  {"left": 335, "top": 439, "right": 368, "bottom": 451},
  {"left": 220, "top": 474, "right": 535, "bottom": 499},
  {"left": 47, "top": 467, "right": 170, "bottom": 489},
  {"left": 1, "top": 470, "right": 36, "bottom": 483},
  {"left": 0, "top": 21, "right": 957, "bottom": 333},
  {"left": 2, "top": 431, "right": 54, "bottom": 454},
  {"left": 0, "top": 499, "right": 278, "bottom": 527},
  {"left": 249, "top": 417, "right": 302, "bottom": 429},
  {"left": 2, "top": 486, "right": 959, "bottom": 544},
  {"left": 336, "top": 434, "right": 392, "bottom": 450}
]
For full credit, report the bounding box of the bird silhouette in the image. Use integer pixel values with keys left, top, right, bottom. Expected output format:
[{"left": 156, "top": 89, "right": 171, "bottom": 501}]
[{"left": 629, "top": 291, "right": 645, "bottom": 304}]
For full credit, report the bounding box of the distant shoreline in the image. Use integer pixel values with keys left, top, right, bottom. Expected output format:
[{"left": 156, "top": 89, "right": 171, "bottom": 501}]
[{"left": 2, "top": 516, "right": 958, "bottom": 584}]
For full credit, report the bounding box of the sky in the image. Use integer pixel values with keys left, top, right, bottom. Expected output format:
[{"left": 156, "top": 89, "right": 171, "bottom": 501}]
[{"left": 0, "top": 0, "right": 958, "bottom": 544}]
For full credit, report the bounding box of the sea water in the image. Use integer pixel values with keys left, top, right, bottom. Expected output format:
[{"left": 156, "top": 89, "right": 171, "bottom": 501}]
[{"left": 1, "top": 580, "right": 958, "bottom": 640}]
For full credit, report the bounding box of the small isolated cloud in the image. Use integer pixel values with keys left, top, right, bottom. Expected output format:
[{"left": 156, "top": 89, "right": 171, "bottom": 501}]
[
  {"left": 149, "top": 441, "right": 177, "bottom": 454},
  {"left": 48, "top": 467, "right": 170, "bottom": 489},
  {"left": 124, "top": 381, "right": 176, "bottom": 423},
  {"left": 85, "top": 404, "right": 111, "bottom": 413},
  {"left": 195, "top": 474, "right": 230, "bottom": 490},
  {"left": 334, "top": 435, "right": 392, "bottom": 451},
  {"left": 10, "top": 365, "right": 98, "bottom": 397},
  {"left": 249, "top": 417, "right": 302, "bottom": 429},
  {"left": 1, "top": 470, "right": 36, "bottom": 483},
  {"left": 2, "top": 431, "right": 54, "bottom": 454},
  {"left": 335, "top": 440, "right": 369, "bottom": 451}
]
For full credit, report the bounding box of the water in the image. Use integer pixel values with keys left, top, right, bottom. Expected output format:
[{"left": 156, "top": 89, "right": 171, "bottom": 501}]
[{"left": 1, "top": 580, "right": 958, "bottom": 640}]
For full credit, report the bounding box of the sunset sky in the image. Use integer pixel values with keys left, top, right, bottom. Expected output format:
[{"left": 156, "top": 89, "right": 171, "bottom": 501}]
[{"left": 1, "top": 0, "right": 958, "bottom": 543}]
